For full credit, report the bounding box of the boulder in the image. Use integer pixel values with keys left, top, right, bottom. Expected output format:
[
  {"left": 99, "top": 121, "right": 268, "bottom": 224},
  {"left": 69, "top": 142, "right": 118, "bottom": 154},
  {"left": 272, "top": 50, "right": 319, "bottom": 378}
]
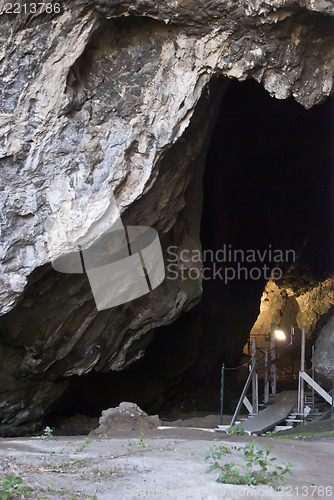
[{"left": 90, "top": 402, "right": 161, "bottom": 435}]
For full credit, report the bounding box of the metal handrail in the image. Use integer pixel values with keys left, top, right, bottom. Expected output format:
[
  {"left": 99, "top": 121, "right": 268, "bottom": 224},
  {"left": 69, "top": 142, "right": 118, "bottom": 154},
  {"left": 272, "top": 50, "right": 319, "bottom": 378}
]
[{"left": 231, "top": 359, "right": 276, "bottom": 426}]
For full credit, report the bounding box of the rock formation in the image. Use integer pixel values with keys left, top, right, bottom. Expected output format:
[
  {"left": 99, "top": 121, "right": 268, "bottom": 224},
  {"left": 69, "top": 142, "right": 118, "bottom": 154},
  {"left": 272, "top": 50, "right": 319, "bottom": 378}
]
[
  {"left": 313, "top": 314, "right": 334, "bottom": 388},
  {"left": 90, "top": 401, "right": 160, "bottom": 435},
  {"left": 249, "top": 278, "right": 334, "bottom": 341},
  {"left": 249, "top": 273, "right": 334, "bottom": 384},
  {"left": 0, "top": 0, "right": 333, "bottom": 434}
]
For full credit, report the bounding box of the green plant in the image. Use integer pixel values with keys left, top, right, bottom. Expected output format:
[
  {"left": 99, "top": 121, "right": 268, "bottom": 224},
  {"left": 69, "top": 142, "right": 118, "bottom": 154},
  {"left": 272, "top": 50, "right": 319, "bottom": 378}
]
[
  {"left": 91, "top": 466, "right": 118, "bottom": 478},
  {"left": 137, "top": 432, "right": 148, "bottom": 448},
  {"left": 70, "top": 495, "right": 96, "bottom": 500},
  {"left": 47, "top": 483, "right": 56, "bottom": 493},
  {"left": 206, "top": 444, "right": 231, "bottom": 457},
  {"left": 205, "top": 440, "right": 294, "bottom": 489},
  {"left": 70, "top": 497, "right": 96, "bottom": 500},
  {"left": 227, "top": 422, "right": 248, "bottom": 436},
  {"left": 47, "top": 484, "right": 77, "bottom": 496},
  {"left": 47, "top": 459, "right": 91, "bottom": 471},
  {"left": 75, "top": 437, "right": 92, "bottom": 452},
  {"left": 274, "top": 430, "right": 334, "bottom": 440},
  {"left": 0, "top": 475, "right": 23, "bottom": 499},
  {"left": 43, "top": 426, "right": 53, "bottom": 438}
]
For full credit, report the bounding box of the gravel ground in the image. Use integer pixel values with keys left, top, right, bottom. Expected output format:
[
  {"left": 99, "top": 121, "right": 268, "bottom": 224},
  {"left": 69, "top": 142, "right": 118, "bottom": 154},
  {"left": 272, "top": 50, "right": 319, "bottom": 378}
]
[{"left": 0, "top": 422, "right": 334, "bottom": 499}]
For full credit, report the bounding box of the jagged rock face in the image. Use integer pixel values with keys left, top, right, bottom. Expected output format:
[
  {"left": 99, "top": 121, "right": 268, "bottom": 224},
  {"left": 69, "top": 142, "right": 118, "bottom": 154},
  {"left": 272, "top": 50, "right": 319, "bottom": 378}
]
[
  {"left": 249, "top": 278, "right": 334, "bottom": 341},
  {"left": 313, "top": 314, "right": 334, "bottom": 387},
  {"left": 249, "top": 276, "right": 334, "bottom": 384},
  {"left": 0, "top": 0, "right": 334, "bottom": 433}
]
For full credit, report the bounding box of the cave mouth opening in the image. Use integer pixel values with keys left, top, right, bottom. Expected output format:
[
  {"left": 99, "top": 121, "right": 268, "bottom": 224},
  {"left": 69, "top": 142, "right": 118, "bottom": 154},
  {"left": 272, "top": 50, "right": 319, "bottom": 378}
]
[{"left": 50, "top": 78, "right": 333, "bottom": 427}]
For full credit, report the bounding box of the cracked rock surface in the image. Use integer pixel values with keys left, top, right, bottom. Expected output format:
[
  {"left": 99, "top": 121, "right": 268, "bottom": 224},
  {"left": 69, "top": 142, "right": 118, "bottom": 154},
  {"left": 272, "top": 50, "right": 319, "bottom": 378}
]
[{"left": 0, "top": 0, "right": 333, "bottom": 433}]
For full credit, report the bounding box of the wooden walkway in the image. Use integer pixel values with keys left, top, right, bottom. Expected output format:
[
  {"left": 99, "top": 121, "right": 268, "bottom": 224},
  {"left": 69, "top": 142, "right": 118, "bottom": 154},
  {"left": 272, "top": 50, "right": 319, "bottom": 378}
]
[{"left": 241, "top": 391, "right": 298, "bottom": 435}]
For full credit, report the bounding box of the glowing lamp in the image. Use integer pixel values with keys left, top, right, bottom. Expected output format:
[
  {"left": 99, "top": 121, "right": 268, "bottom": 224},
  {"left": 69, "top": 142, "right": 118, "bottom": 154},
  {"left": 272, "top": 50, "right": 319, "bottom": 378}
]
[{"left": 274, "top": 329, "right": 286, "bottom": 341}]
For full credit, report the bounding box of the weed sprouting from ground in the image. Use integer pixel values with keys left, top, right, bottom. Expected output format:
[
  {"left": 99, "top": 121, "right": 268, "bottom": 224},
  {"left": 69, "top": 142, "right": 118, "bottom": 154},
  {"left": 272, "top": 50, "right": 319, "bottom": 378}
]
[
  {"left": 137, "top": 432, "right": 149, "bottom": 448},
  {"left": 42, "top": 426, "right": 54, "bottom": 439},
  {"left": 0, "top": 475, "right": 29, "bottom": 499},
  {"left": 227, "top": 423, "right": 248, "bottom": 436},
  {"left": 205, "top": 440, "right": 294, "bottom": 489},
  {"left": 75, "top": 437, "right": 92, "bottom": 452}
]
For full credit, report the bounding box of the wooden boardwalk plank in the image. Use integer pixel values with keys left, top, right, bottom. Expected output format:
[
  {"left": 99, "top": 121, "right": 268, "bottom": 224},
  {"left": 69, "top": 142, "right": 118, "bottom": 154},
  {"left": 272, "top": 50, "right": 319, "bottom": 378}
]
[{"left": 241, "top": 391, "right": 298, "bottom": 435}]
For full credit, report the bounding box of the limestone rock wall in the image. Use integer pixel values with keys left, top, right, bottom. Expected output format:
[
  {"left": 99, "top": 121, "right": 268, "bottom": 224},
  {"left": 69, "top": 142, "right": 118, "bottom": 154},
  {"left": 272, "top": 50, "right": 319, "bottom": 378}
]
[
  {"left": 249, "top": 277, "right": 334, "bottom": 384},
  {"left": 0, "top": 0, "right": 333, "bottom": 432},
  {"left": 313, "top": 314, "right": 334, "bottom": 387},
  {"left": 249, "top": 278, "right": 334, "bottom": 340}
]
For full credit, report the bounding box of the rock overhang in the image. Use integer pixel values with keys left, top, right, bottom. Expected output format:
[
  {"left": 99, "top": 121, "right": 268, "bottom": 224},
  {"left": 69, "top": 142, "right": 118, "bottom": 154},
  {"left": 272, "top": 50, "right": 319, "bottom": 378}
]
[{"left": 0, "top": 0, "right": 333, "bottom": 433}]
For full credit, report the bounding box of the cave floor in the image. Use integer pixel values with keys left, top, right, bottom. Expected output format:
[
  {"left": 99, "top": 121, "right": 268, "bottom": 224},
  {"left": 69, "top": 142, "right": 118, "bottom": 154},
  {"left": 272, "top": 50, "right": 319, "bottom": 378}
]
[{"left": 0, "top": 419, "right": 333, "bottom": 499}]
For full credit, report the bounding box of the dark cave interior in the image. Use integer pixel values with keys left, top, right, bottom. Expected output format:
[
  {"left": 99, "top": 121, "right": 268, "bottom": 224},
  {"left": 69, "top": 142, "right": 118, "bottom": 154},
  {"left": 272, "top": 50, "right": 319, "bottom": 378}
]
[{"left": 50, "top": 78, "right": 333, "bottom": 424}]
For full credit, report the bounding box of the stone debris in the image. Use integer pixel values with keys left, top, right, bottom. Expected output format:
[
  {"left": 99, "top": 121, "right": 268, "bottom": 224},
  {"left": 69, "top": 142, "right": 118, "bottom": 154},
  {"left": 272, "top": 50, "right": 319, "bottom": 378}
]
[{"left": 90, "top": 402, "right": 161, "bottom": 435}]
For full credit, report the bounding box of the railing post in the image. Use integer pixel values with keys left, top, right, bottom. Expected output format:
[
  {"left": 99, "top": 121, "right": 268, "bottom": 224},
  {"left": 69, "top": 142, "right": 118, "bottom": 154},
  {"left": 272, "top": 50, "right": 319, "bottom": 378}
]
[
  {"left": 299, "top": 326, "right": 306, "bottom": 415},
  {"left": 264, "top": 335, "right": 269, "bottom": 404},
  {"left": 311, "top": 345, "right": 315, "bottom": 407},
  {"left": 271, "top": 323, "right": 277, "bottom": 397},
  {"left": 220, "top": 363, "right": 225, "bottom": 425},
  {"left": 252, "top": 336, "right": 258, "bottom": 414},
  {"left": 331, "top": 377, "right": 334, "bottom": 419},
  {"left": 231, "top": 363, "right": 257, "bottom": 426},
  {"left": 291, "top": 326, "right": 295, "bottom": 379},
  {"left": 298, "top": 372, "right": 301, "bottom": 413}
]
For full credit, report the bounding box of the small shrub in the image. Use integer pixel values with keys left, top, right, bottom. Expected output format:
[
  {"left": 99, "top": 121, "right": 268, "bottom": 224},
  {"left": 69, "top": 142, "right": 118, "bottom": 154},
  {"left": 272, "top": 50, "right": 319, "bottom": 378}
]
[
  {"left": 265, "top": 430, "right": 276, "bottom": 437},
  {"left": 137, "top": 432, "right": 148, "bottom": 448},
  {"left": 227, "top": 422, "right": 248, "bottom": 436},
  {"left": 43, "top": 426, "right": 53, "bottom": 438},
  {"left": 0, "top": 475, "right": 23, "bottom": 499},
  {"left": 75, "top": 437, "right": 92, "bottom": 452},
  {"left": 205, "top": 440, "right": 294, "bottom": 489}
]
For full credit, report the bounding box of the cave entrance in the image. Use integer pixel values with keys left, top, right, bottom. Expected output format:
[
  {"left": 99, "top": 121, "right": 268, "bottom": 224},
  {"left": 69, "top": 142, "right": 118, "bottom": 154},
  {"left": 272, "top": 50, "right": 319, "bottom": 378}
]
[
  {"left": 196, "top": 78, "right": 333, "bottom": 411},
  {"left": 52, "top": 78, "right": 333, "bottom": 427}
]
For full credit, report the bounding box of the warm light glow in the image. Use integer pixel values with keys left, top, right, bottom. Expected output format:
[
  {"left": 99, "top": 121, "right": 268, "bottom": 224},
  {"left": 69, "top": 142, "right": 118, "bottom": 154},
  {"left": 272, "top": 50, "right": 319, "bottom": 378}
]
[{"left": 275, "top": 329, "right": 286, "bottom": 341}]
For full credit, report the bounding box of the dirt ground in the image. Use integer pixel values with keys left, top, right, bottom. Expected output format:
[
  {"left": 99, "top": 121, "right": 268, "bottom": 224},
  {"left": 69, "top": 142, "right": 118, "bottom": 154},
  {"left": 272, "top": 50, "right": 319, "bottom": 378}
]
[{"left": 1, "top": 416, "right": 334, "bottom": 500}]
